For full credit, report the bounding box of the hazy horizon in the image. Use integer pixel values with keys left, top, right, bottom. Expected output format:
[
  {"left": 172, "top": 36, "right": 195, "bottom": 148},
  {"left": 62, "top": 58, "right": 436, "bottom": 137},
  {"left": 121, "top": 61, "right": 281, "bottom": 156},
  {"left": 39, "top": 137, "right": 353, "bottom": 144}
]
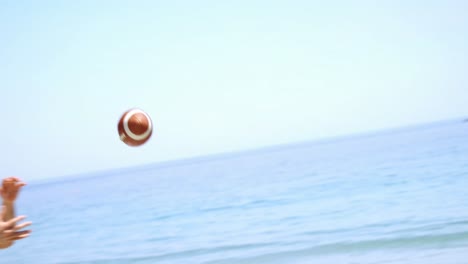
[{"left": 30, "top": 115, "right": 465, "bottom": 183}]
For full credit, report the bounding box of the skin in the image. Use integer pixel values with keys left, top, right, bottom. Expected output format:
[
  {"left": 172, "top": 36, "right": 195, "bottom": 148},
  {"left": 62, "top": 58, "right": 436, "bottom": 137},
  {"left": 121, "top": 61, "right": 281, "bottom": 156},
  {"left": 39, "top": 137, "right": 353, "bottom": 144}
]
[{"left": 0, "top": 177, "right": 32, "bottom": 249}]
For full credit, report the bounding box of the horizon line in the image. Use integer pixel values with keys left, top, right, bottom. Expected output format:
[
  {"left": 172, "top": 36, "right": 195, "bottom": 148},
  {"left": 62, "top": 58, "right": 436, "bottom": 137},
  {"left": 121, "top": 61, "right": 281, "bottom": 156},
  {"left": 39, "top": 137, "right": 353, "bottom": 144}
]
[{"left": 29, "top": 115, "right": 465, "bottom": 185}]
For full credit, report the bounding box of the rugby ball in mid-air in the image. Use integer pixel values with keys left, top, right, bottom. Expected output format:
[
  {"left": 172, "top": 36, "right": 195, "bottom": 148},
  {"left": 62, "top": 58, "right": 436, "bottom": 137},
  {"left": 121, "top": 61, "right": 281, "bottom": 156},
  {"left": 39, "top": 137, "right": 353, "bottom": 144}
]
[{"left": 118, "top": 108, "right": 153, "bottom": 147}]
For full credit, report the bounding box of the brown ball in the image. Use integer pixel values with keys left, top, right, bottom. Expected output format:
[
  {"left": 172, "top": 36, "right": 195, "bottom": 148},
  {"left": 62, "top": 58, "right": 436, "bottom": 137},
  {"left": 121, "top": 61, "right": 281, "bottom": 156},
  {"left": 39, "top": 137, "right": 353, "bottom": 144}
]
[{"left": 118, "top": 108, "right": 153, "bottom": 147}]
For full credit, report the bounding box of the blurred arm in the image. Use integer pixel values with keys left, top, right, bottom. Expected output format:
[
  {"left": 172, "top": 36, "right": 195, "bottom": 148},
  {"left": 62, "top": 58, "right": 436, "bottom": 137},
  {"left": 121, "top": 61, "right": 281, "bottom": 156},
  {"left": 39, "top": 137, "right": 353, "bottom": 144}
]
[{"left": 2, "top": 200, "right": 14, "bottom": 221}]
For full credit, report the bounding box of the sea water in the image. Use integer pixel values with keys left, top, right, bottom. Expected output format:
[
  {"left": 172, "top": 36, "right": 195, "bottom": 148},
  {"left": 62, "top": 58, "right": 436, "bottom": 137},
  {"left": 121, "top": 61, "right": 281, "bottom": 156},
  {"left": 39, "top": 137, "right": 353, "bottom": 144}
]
[{"left": 3, "top": 119, "right": 468, "bottom": 263}]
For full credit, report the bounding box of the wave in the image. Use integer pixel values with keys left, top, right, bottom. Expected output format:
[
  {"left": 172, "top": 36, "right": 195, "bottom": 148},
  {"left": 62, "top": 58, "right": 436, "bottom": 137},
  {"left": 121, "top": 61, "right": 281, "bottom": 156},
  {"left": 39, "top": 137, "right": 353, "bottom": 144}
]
[
  {"left": 61, "top": 241, "right": 277, "bottom": 264},
  {"left": 207, "top": 231, "right": 468, "bottom": 263},
  {"left": 62, "top": 231, "right": 468, "bottom": 264},
  {"left": 148, "top": 198, "right": 290, "bottom": 222}
]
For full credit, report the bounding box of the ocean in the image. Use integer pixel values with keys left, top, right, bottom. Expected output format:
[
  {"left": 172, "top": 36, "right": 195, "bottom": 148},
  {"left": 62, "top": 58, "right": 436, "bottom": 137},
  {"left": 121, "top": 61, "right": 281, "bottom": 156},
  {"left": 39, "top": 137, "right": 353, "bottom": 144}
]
[{"left": 3, "top": 119, "right": 468, "bottom": 263}]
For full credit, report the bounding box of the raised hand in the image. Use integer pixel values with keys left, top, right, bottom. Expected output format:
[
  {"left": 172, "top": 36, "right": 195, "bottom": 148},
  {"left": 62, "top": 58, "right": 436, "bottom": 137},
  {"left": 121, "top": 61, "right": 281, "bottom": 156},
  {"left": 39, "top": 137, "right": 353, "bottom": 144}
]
[
  {"left": 0, "top": 206, "right": 32, "bottom": 249},
  {"left": 0, "top": 177, "right": 26, "bottom": 203}
]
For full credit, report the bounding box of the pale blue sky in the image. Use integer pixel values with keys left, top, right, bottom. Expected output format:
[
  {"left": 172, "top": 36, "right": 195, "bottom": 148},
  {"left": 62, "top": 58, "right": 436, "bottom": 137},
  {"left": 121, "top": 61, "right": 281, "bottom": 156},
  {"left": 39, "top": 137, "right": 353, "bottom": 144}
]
[{"left": 1, "top": 0, "right": 467, "bottom": 181}]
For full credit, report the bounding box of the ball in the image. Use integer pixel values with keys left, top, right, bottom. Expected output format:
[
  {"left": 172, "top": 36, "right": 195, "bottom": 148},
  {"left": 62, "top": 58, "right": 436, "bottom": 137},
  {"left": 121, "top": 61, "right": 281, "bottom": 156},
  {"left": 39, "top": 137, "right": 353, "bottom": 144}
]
[{"left": 118, "top": 108, "right": 153, "bottom": 147}]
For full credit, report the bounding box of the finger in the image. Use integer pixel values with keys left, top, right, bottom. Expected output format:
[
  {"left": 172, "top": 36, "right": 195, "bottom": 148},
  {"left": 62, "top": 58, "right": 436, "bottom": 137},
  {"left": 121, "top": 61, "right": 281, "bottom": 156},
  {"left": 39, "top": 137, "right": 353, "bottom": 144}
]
[
  {"left": 16, "top": 182, "right": 26, "bottom": 188},
  {"left": 3, "top": 178, "right": 14, "bottom": 183},
  {"left": 6, "top": 230, "right": 31, "bottom": 241},
  {"left": 15, "top": 221, "right": 32, "bottom": 231},
  {"left": 4, "top": 229, "right": 31, "bottom": 237},
  {"left": 12, "top": 234, "right": 30, "bottom": 241},
  {"left": 14, "top": 221, "right": 32, "bottom": 231},
  {"left": 5, "top": 177, "right": 16, "bottom": 183},
  {"left": 3, "top": 230, "right": 25, "bottom": 238},
  {"left": 3, "top": 221, "right": 32, "bottom": 232},
  {"left": 6, "top": 215, "right": 26, "bottom": 227},
  {"left": 15, "top": 234, "right": 30, "bottom": 240}
]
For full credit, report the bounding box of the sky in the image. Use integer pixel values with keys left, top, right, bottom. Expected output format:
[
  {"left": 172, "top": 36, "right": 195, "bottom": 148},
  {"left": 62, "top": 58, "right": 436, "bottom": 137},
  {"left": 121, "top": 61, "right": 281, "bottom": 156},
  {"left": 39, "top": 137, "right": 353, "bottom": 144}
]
[{"left": 1, "top": 0, "right": 467, "bottom": 181}]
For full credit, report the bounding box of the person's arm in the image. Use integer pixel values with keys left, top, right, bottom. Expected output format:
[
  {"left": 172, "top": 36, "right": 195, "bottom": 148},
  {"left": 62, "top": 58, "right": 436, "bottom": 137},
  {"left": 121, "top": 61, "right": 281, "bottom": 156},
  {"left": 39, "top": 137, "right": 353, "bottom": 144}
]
[
  {"left": 0, "top": 177, "right": 30, "bottom": 249},
  {"left": 2, "top": 200, "right": 14, "bottom": 222}
]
